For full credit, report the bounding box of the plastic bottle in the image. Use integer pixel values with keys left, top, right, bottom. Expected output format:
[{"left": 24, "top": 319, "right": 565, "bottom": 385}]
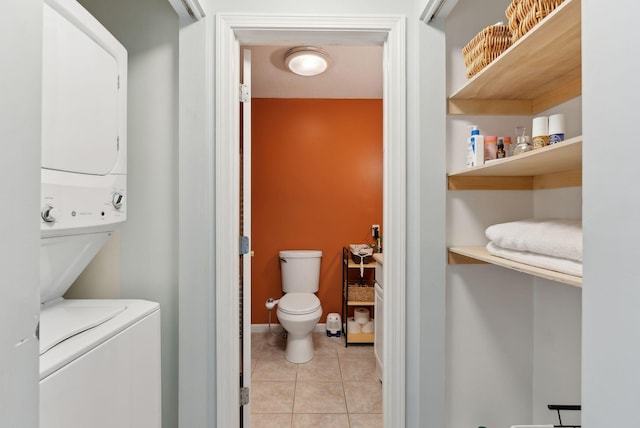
[
  {"left": 548, "top": 113, "right": 566, "bottom": 144},
  {"left": 532, "top": 116, "right": 549, "bottom": 149},
  {"left": 466, "top": 126, "right": 484, "bottom": 167},
  {"left": 503, "top": 136, "right": 512, "bottom": 156},
  {"left": 497, "top": 137, "right": 506, "bottom": 158}
]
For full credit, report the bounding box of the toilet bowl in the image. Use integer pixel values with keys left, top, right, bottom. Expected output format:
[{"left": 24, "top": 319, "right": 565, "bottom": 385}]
[
  {"left": 277, "top": 250, "right": 323, "bottom": 363},
  {"left": 277, "top": 293, "right": 322, "bottom": 363}
]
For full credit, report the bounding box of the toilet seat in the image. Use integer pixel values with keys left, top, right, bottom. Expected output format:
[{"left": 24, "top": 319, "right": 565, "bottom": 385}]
[{"left": 278, "top": 293, "right": 321, "bottom": 315}]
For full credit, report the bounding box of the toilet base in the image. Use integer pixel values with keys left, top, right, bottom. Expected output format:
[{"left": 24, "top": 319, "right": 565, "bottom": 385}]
[{"left": 284, "top": 333, "right": 314, "bottom": 363}]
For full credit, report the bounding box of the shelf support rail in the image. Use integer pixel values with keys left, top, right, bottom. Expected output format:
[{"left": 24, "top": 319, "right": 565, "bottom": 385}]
[{"left": 548, "top": 404, "right": 581, "bottom": 428}]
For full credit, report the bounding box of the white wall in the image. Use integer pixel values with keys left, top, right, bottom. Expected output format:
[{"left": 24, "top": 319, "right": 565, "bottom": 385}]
[
  {"left": 416, "top": 13, "right": 447, "bottom": 428},
  {"left": 582, "top": 1, "right": 640, "bottom": 426},
  {"left": 0, "top": 2, "right": 42, "bottom": 427},
  {"left": 176, "top": 15, "right": 213, "bottom": 428},
  {"left": 72, "top": 0, "right": 180, "bottom": 426},
  {"left": 176, "top": 0, "right": 427, "bottom": 426}
]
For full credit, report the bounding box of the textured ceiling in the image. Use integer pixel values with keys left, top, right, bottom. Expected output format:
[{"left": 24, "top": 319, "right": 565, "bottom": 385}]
[{"left": 247, "top": 45, "right": 383, "bottom": 99}]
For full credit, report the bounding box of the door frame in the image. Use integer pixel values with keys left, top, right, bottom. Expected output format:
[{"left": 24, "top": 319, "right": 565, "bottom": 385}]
[{"left": 215, "top": 14, "right": 407, "bottom": 428}]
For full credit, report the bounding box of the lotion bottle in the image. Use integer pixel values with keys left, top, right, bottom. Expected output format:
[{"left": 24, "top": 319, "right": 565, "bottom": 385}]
[{"left": 466, "top": 126, "right": 484, "bottom": 167}]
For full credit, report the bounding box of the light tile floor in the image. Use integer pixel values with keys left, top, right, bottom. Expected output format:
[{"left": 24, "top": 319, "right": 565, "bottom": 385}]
[{"left": 250, "top": 331, "right": 382, "bottom": 428}]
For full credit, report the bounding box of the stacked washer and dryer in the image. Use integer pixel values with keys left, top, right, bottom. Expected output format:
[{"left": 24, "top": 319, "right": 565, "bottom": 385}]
[{"left": 39, "top": 0, "right": 161, "bottom": 427}]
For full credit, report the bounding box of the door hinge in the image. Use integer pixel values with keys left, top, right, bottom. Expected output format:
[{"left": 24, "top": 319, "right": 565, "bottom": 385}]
[
  {"left": 117, "top": 136, "right": 120, "bottom": 151},
  {"left": 239, "top": 83, "right": 250, "bottom": 103},
  {"left": 239, "top": 236, "right": 249, "bottom": 255},
  {"left": 240, "top": 386, "right": 250, "bottom": 406},
  {"left": 117, "top": 75, "right": 120, "bottom": 90}
]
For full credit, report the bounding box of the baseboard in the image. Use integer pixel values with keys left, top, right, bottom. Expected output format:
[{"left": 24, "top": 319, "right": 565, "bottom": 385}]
[{"left": 251, "top": 323, "right": 327, "bottom": 333}]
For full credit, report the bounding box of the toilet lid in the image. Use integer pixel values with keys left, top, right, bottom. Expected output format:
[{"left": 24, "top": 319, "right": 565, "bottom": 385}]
[{"left": 278, "top": 293, "right": 321, "bottom": 315}]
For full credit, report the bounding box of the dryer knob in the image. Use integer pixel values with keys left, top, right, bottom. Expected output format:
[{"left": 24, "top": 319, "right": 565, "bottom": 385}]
[
  {"left": 112, "top": 192, "right": 124, "bottom": 209},
  {"left": 41, "top": 205, "right": 58, "bottom": 223}
]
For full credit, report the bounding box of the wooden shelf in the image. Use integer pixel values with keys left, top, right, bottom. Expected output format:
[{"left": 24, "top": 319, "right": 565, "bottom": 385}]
[
  {"left": 448, "top": 136, "right": 582, "bottom": 190},
  {"left": 346, "top": 259, "right": 377, "bottom": 269},
  {"left": 448, "top": 246, "right": 582, "bottom": 287},
  {"left": 346, "top": 332, "right": 375, "bottom": 344},
  {"left": 448, "top": 0, "right": 581, "bottom": 115},
  {"left": 347, "top": 301, "right": 374, "bottom": 306},
  {"left": 342, "top": 247, "right": 376, "bottom": 346}
]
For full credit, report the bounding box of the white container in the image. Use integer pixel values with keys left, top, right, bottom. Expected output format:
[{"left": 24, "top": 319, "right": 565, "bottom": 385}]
[
  {"left": 326, "top": 312, "right": 341, "bottom": 334},
  {"left": 548, "top": 113, "right": 566, "bottom": 144},
  {"left": 532, "top": 116, "right": 549, "bottom": 149},
  {"left": 466, "top": 126, "right": 484, "bottom": 167}
]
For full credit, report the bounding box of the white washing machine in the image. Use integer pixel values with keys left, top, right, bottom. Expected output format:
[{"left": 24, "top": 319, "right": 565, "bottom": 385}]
[
  {"left": 39, "top": 299, "right": 160, "bottom": 428},
  {"left": 39, "top": 1, "right": 161, "bottom": 427}
]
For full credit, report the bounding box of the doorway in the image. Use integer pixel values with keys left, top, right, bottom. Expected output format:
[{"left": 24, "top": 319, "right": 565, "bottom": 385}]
[
  {"left": 215, "top": 14, "right": 407, "bottom": 428},
  {"left": 247, "top": 46, "right": 384, "bottom": 425}
]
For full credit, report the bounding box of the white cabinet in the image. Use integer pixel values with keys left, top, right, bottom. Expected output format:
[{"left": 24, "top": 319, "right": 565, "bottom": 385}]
[
  {"left": 374, "top": 281, "right": 383, "bottom": 382},
  {"left": 373, "top": 255, "right": 383, "bottom": 382}
]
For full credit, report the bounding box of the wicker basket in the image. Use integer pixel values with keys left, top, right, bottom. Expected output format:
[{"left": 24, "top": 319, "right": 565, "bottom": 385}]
[
  {"left": 462, "top": 23, "right": 512, "bottom": 79},
  {"left": 506, "top": 0, "right": 565, "bottom": 43},
  {"left": 348, "top": 283, "right": 374, "bottom": 302},
  {"left": 351, "top": 253, "right": 373, "bottom": 264}
]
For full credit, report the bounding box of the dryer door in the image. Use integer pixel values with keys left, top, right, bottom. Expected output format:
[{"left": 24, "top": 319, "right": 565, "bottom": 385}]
[{"left": 42, "top": 1, "right": 123, "bottom": 176}]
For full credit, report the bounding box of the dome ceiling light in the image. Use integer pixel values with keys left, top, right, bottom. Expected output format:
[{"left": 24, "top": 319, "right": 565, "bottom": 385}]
[{"left": 284, "top": 46, "right": 331, "bottom": 76}]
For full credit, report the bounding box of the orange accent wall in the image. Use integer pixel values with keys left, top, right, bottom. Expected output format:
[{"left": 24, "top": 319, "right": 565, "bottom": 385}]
[{"left": 251, "top": 98, "right": 382, "bottom": 324}]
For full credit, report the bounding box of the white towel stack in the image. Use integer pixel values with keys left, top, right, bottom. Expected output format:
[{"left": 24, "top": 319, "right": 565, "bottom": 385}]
[{"left": 485, "top": 218, "right": 583, "bottom": 276}]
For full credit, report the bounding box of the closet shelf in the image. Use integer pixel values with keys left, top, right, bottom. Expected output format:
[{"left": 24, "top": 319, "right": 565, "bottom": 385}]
[
  {"left": 448, "top": 136, "right": 582, "bottom": 190},
  {"left": 448, "top": 246, "right": 582, "bottom": 287},
  {"left": 448, "top": 0, "right": 581, "bottom": 115}
]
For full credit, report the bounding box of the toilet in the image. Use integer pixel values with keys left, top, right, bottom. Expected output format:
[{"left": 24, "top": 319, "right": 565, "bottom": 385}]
[{"left": 276, "top": 250, "right": 323, "bottom": 363}]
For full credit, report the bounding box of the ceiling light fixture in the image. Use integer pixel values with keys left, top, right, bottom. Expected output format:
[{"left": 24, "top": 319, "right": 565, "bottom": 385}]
[{"left": 285, "top": 47, "right": 330, "bottom": 76}]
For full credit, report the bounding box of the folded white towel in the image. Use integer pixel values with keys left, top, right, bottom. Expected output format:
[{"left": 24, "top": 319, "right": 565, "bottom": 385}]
[
  {"left": 487, "top": 242, "right": 582, "bottom": 277},
  {"left": 486, "top": 218, "right": 582, "bottom": 262}
]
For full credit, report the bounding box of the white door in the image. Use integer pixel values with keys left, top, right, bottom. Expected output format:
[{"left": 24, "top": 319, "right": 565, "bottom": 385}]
[{"left": 240, "top": 48, "right": 252, "bottom": 426}]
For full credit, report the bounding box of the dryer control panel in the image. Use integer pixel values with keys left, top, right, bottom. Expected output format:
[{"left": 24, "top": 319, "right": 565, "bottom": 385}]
[{"left": 41, "top": 170, "right": 126, "bottom": 238}]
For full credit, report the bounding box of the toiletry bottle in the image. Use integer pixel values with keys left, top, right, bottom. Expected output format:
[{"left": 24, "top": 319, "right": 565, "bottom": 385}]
[
  {"left": 466, "top": 126, "right": 484, "bottom": 167},
  {"left": 503, "top": 136, "right": 512, "bottom": 156},
  {"left": 513, "top": 126, "right": 531, "bottom": 155},
  {"left": 466, "top": 126, "right": 476, "bottom": 167},
  {"left": 532, "top": 116, "right": 549, "bottom": 149},
  {"left": 497, "top": 137, "right": 505, "bottom": 158},
  {"left": 548, "top": 113, "right": 566, "bottom": 144},
  {"left": 484, "top": 135, "right": 498, "bottom": 161}
]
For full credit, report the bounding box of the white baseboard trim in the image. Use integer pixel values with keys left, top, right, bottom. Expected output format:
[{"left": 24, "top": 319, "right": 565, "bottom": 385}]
[{"left": 251, "top": 323, "right": 327, "bottom": 333}]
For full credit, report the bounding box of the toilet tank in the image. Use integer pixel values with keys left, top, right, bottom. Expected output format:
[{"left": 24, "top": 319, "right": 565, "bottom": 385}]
[{"left": 279, "top": 250, "right": 322, "bottom": 293}]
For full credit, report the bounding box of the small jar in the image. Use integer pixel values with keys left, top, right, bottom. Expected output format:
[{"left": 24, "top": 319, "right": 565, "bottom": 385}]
[
  {"left": 513, "top": 135, "right": 531, "bottom": 155},
  {"left": 484, "top": 136, "right": 498, "bottom": 160}
]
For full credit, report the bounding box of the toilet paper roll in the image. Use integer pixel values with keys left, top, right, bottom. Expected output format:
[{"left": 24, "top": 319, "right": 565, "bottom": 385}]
[
  {"left": 347, "top": 317, "right": 362, "bottom": 333},
  {"left": 353, "top": 307, "right": 370, "bottom": 324},
  {"left": 361, "top": 319, "right": 374, "bottom": 334}
]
